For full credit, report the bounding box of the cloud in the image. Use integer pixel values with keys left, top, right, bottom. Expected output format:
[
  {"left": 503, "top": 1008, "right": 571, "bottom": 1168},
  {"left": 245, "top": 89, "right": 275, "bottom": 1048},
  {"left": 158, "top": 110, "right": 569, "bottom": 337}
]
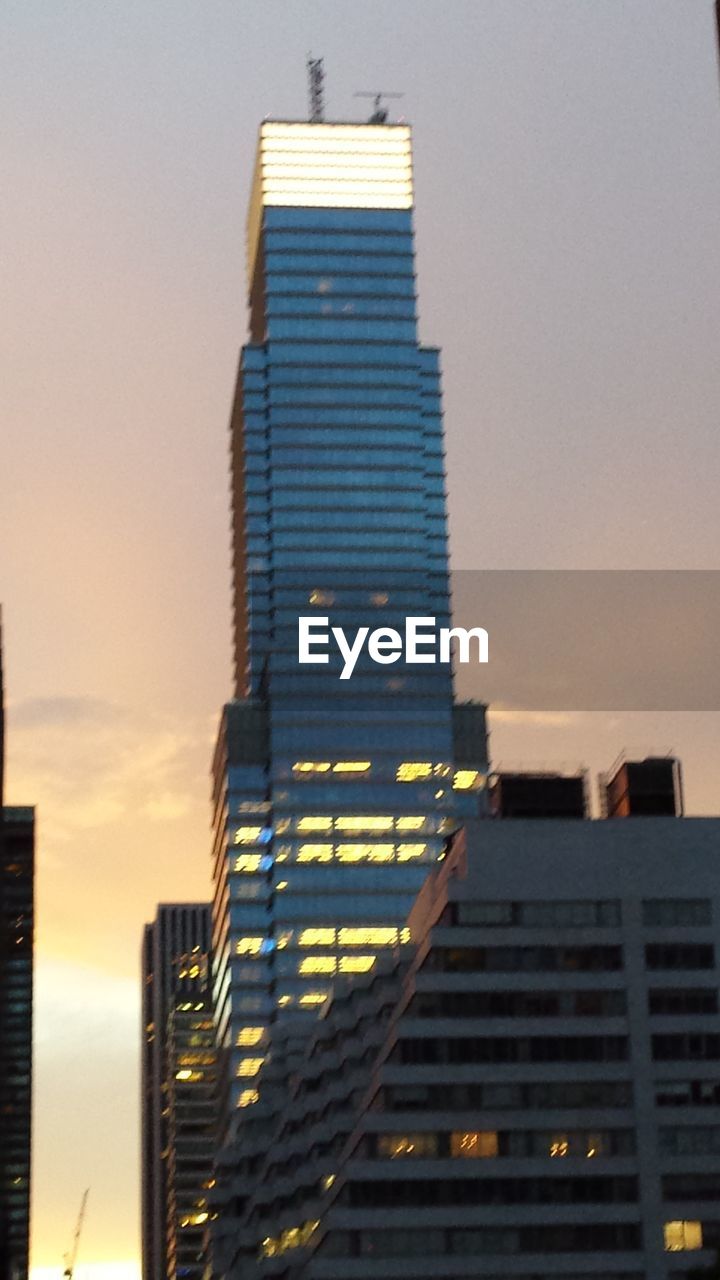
[{"left": 4, "top": 699, "right": 211, "bottom": 848}]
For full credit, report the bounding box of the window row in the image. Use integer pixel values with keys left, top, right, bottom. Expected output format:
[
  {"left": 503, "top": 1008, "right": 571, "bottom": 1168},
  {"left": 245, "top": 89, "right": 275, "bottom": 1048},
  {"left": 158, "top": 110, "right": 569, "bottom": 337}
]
[
  {"left": 316, "top": 1222, "right": 641, "bottom": 1257},
  {"left": 649, "top": 988, "right": 718, "bottom": 1016},
  {"left": 655, "top": 1078, "right": 720, "bottom": 1108},
  {"left": 371, "top": 1127, "right": 634, "bottom": 1159},
  {"left": 411, "top": 988, "right": 627, "bottom": 1020},
  {"left": 430, "top": 944, "right": 624, "bottom": 974},
  {"left": 381, "top": 1078, "right": 633, "bottom": 1112},
  {"left": 396, "top": 1034, "right": 628, "bottom": 1065},
  {"left": 346, "top": 1174, "right": 638, "bottom": 1208},
  {"left": 454, "top": 899, "right": 622, "bottom": 928}
]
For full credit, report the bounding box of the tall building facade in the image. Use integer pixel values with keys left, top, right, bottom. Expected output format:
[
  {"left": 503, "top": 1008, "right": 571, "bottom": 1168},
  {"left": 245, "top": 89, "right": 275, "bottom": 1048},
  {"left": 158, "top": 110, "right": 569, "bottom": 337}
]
[
  {"left": 141, "top": 904, "right": 215, "bottom": 1280},
  {"left": 0, "top": 620, "right": 34, "bottom": 1280},
  {"left": 222, "top": 790, "right": 720, "bottom": 1279},
  {"left": 211, "top": 119, "right": 488, "bottom": 1135}
]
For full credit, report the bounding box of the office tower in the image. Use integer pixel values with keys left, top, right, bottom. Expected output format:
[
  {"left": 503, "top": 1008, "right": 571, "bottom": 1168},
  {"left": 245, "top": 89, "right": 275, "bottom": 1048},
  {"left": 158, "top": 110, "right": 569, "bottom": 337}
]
[
  {"left": 226, "top": 774, "right": 720, "bottom": 1279},
  {"left": 211, "top": 116, "right": 488, "bottom": 1132},
  {"left": 0, "top": 619, "right": 34, "bottom": 1280},
  {"left": 141, "top": 904, "right": 214, "bottom": 1280}
]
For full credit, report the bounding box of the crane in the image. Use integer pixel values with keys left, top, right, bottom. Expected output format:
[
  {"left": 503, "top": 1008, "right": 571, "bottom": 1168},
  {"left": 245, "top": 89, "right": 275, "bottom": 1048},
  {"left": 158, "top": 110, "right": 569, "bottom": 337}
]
[{"left": 63, "top": 1189, "right": 89, "bottom": 1280}]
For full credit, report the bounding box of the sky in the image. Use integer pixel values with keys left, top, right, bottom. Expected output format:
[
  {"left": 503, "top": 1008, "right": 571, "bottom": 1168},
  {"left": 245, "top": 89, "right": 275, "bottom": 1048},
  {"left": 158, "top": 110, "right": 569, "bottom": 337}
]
[{"left": 2, "top": 0, "right": 720, "bottom": 1272}]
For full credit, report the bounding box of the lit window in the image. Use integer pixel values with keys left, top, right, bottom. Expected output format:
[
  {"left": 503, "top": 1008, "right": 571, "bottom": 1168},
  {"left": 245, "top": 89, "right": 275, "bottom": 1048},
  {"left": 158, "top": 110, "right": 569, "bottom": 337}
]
[
  {"left": 293, "top": 761, "right": 332, "bottom": 774},
  {"left": 234, "top": 854, "right": 262, "bottom": 873},
  {"left": 339, "top": 955, "right": 375, "bottom": 973},
  {"left": 549, "top": 1138, "right": 569, "bottom": 1158},
  {"left": 236, "top": 1057, "right": 264, "bottom": 1077},
  {"left": 236, "top": 1026, "right": 264, "bottom": 1047},
  {"left": 453, "top": 769, "right": 485, "bottom": 791},
  {"left": 235, "top": 936, "right": 265, "bottom": 956},
  {"left": 299, "top": 956, "right": 336, "bottom": 974},
  {"left": 297, "top": 843, "right": 333, "bottom": 862},
  {"left": 308, "top": 590, "right": 335, "bottom": 606},
  {"left": 276, "top": 880, "right": 288, "bottom": 890},
  {"left": 233, "top": 825, "right": 264, "bottom": 845},
  {"left": 339, "top": 927, "right": 399, "bottom": 946},
  {"left": 336, "top": 815, "right": 394, "bottom": 831},
  {"left": 378, "top": 1133, "right": 438, "bottom": 1158},
  {"left": 237, "top": 1088, "right": 259, "bottom": 1108},
  {"left": 395, "top": 816, "right": 425, "bottom": 830},
  {"left": 370, "top": 592, "right": 389, "bottom": 606},
  {"left": 451, "top": 1131, "right": 498, "bottom": 1158},
  {"left": 298, "top": 816, "right": 333, "bottom": 831},
  {"left": 397, "top": 843, "right": 427, "bottom": 861},
  {"left": 664, "top": 1221, "right": 703, "bottom": 1251},
  {"left": 175, "top": 1069, "right": 193, "bottom": 1081},
  {"left": 299, "top": 991, "right": 328, "bottom": 1006},
  {"left": 396, "top": 763, "right": 433, "bottom": 782},
  {"left": 332, "top": 761, "right": 371, "bottom": 773},
  {"left": 299, "top": 927, "right": 336, "bottom": 946}
]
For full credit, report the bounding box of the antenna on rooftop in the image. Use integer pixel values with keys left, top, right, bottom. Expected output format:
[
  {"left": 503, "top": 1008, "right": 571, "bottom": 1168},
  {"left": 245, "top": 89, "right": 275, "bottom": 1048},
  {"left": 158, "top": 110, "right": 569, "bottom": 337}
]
[
  {"left": 307, "top": 55, "right": 325, "bottom": 122},
  {"left": 354, "top": 91, "right": 404, "bottom": 124}
]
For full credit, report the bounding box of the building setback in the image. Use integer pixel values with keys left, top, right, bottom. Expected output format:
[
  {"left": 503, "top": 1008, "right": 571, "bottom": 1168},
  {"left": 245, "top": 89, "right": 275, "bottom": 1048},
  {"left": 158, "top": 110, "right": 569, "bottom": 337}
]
[
  {"left": 0, "top": 619, "right": 34, "bottom": 1280},
  {"left": 141, "top": 904, "right": 215, "bottom": 1280},
  {"left": 220, "top": 794, "right": 720, "bottom": 1279}
]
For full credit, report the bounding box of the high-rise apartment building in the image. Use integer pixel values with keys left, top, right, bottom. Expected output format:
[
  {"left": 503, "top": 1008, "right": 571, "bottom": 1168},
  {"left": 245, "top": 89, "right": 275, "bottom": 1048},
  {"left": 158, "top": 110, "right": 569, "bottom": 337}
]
[
  {"left": 141, "top": 904, "right": 215, "bottom": 1280},
  {"left": 224, "top": 787, "right": 720, "bottom": 1279},
  {"left": 0, "top": 620, "right": 34, "bottom": 1280},
  {"left": 210, "top": 117, "right": 487, "bottom": 1130}
]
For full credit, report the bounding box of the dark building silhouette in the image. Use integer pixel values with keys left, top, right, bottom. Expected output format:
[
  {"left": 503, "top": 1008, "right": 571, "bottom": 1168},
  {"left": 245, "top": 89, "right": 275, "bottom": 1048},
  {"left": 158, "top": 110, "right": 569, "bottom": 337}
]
[
  {"left": 0, "top": 616, "right": 34, "bottom": 1280},
  {"left": 603, "top": 756, "right": 683, "bottom": 819},
  {"left": 141, "top": 904, "right": 214, "bottom": 1280}
]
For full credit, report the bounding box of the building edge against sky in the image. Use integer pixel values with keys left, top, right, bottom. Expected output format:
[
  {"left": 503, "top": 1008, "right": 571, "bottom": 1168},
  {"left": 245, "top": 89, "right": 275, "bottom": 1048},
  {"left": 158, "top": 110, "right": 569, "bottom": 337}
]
[
  {"left": 208, "top": 116, "right": 488, "bottom": 1264},
  {"left": 0, "top": 614, "right": 34, "bottom": 1280}
]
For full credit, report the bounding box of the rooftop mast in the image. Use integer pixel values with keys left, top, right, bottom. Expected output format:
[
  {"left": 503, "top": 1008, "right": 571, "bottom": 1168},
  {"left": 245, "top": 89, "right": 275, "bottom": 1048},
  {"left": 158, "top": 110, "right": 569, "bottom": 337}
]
[{"left": 307, "top": 55, "right": 325, "bottom": 122}]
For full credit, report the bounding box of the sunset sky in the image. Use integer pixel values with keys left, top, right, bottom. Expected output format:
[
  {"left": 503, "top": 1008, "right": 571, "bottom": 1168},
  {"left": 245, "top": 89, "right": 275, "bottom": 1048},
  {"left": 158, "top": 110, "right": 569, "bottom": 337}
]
[{"left": 2, "top": 1, "right": 720, "bottom": 1272}]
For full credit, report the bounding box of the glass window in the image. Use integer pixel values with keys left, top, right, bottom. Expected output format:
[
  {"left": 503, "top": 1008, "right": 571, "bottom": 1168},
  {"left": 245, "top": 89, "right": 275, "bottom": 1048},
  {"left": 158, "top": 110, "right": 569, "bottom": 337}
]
[
  {"left": 451, "top": 1131, "right": 498, "bottom": 1158},
  {"left": 664, "top": 1220, "right": 703, "bottom": 1251},
  {"left": 377, "top": 1133, "right": 438, "bottom": 1159},
  {"left": 644, "top": 900, "right": 712, "bottom": 927}
]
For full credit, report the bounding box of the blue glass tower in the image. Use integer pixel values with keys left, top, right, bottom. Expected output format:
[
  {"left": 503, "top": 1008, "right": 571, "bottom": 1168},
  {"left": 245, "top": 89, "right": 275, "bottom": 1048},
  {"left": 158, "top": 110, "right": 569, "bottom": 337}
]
[{"left": 211, "top": 121, "right": 487, "bottom": 1115}]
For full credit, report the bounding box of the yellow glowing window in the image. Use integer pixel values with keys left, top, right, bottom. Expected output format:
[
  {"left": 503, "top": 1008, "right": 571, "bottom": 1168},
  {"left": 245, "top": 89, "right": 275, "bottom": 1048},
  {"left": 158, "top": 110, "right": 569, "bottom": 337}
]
[
  {"left": 298, "top": 816, "right": 333, "bottom": 831},
  {"left": 332, "top": 761, "right": 371, "bottom": 773},
  {"left": 549, "top": 1138, "right": 569, "bottom": 1158},
  {"left": 236, "top": 1057, "right": 264, "bottom": 1077},
  {"left": 336, "top": 816, "right": 394, "bottom": 831},
  {"left": 378, "top": 1133, "right": 438, "bottom": 1158},
  {"left": 237, "top": 1088, "right": 259, "bottom": 1108},
  {"left": 299, "top": 927, "right": 336, "bottom": 946},
  {"left": 397, "top": 843, "right": 427, "bottom": 861},
  {"left": 277, "top": 994, "right": 292, "bottom": 1006},
  {"left": 339, "top": 955, "right": 375, "bottom": 973},
  {"left": 175, "top": 1069, "right": 193, "bottom": 1081},
  {"left": 396, "top": 763, "right": 433, "bottom": 782},
  {"left": 276, "top": 880, "right": 288, "bottom": 890},
  {"left": 395, "top": 816, "right": 425, "bottom": 830},
  {"left": 233, "top": 826, "right": 264, "bottom": 845},
  {"left": 299, "top": 991, "right": 328, "bottom": 1006},
  {"left": 451, "top": 1131, "right": 499, "bottom": 1158},
  {"left": 321, "top": 1173, "right": 335, "bottom": 1191},
  {"left": 234, "top": 854, "right": 262, "bottom": 873},
  {"left": 297, "top": 843, "right": 333, "bottom": 863},
  {"left": 453, "top": 770, "right": 485, "bottom": 791},
  {"left": 293, "top": 760, "right": 331, "bottom": 773},
  {"left": 308, "top": 590, "right": 335, "bottom": 606},
  {"left": 276, "top": 931, "right": 292, "bottom": 950},
  {"left": 339, "top": 927, "right": 398, "bottom": 946},
  {"left": 299, "top": 956, "right": 336, "bottom": 974},
  {"left": 235, "top": 937, "right": 264, "bottom": 956},
  {"left": 236, "top": 1026, "right": 264, "bottom": 1047},
  {"left": 664, "top": 1221, "right": 703, "bottom": 1252}
]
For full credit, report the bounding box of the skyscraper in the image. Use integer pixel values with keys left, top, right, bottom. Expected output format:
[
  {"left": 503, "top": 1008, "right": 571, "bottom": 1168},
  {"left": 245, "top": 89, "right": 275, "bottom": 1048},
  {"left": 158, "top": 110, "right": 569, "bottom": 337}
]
[
  {"left": 141, "top": 904, "right": 214, "bottom": 1280},
  {"left": 0, "top": 618, "right": 34, "bottom": 1280},
  {"left": 210, "top": 113, "right": 487, "bottom": 1127}
]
